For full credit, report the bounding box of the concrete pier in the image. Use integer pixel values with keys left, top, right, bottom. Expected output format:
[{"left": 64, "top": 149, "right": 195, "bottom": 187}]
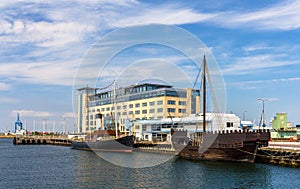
[
  {"left": 256, "top": 142, "right": 300, "bottom": 167},
  {"left": 13, "top": 135, "right": 71, "bottom": 146}
]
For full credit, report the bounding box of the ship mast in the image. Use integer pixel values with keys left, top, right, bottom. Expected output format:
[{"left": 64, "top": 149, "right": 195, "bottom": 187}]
[
  {"left": 113, "top": 80, "right": 118, "bottom": 138},
  {"left": 86, "top": 84, "right": 91, "bottom": 140},
  {"left": 202, "top": 55, "right": 207, "bottom": 133}
]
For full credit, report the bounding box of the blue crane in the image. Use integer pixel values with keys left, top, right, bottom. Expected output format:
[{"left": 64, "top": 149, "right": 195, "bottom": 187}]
[{"left": 14, "top": 113, "right": 23, "bottom": 132}]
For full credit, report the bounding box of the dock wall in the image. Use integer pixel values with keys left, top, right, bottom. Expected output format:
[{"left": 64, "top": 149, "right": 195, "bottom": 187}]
[{"left": 13, "top": 135, "right": 71, "bottom": 146}]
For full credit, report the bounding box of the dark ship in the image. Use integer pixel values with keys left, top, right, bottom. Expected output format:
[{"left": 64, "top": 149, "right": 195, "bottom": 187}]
[
  {"left": 172, "top": 129, "right": 270, "bottom": 162},
  {"left": 71, "top": 130, "right": 134, "bottom": 153},
  {"left": 172, "top": 55, "right": 271, "bottom": 162}
]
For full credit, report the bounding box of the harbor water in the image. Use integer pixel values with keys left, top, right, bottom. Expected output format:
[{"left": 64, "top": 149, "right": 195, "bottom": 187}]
[{"left": 1, "top": 138, "right": 300, "bottom": 189}]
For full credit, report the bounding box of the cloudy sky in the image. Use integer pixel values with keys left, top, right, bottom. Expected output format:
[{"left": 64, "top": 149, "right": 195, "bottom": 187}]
[{"left": 1, "top": 0, "right": 300, "bottom": 132}]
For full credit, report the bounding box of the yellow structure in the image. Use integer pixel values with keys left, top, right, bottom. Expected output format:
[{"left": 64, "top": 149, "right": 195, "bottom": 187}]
[{"left": 77, "top": 83, "right": 200, "bottom": 133}]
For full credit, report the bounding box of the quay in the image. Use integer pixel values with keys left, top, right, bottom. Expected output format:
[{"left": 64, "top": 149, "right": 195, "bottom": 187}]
[
  {"left": 13, "top": 135, "right": 71, "bottom": 146},
  {"left": 134, "top": 141, "right": 176, "bottom": 154},
  {"left": 0, "top": 135, "right": 15, "bottom": 139},
  {"left": 256, "top": 142, "right": 300, "bottom": 167},
  {"left": 135, "top": 146, "right": 176, "bottom": 154}
]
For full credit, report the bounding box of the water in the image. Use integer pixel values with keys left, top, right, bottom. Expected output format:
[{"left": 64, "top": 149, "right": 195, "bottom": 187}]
[{"left": 1, "top": 138, "right": 300, "bottom": 189}]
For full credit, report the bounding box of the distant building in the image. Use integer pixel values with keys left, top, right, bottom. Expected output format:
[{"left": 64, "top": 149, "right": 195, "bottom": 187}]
[
  {"left": 240, "top": 121, "right": 254, "bottom": 130},
  {"left": 77, "top": 83, "right": 200, "bottom": 133},
  {"left": 271, "top": 113, "right": 297, "bottom": 139}
]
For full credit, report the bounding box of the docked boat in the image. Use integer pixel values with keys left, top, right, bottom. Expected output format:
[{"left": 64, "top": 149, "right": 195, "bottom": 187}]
[
  {"left": 71, "top": 131, "right": 134, "bottom": 152},
  {"left": 172, "top": 55, "right": 271, "bottom": 162},
  {"left": 172, "top": 128, "right": 270, "bottom": 162}
]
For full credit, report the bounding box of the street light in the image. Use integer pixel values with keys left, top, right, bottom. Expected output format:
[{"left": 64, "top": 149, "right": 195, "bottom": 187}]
[
  {"left": 243, "top": 111, "right": 247, "bottom": 121},
  {"left": 257, "top": 98, "right": 269, "bottom": 127}
]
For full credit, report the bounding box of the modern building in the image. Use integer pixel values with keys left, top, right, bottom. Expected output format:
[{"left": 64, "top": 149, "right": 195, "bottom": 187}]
[
  {"left": 77, "top": 83, "right": 200, "bottom": 133},
  {"left": 134, "top": 113, "right": 241, "bottom": 142}
]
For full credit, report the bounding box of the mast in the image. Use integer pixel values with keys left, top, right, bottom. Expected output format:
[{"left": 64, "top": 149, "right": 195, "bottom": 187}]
[
  {"left": 113, "top": 80, "right": 118, "bottom": 137},
  {"left": 202, "top": 55, "right": 207, "bottom": 133},
  {"left": 85, "top": 84, "right": 92, "bottom": 140}
]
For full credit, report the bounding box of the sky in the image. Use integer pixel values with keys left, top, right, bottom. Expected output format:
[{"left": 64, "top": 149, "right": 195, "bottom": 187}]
[{"left": 1, "top": 0, "right": 300, "bottom": 132}]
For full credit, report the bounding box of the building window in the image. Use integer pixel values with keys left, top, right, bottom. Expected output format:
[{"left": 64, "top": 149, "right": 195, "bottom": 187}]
[
  {"left": 92, "top": 109, "right": 95, "bottom": 112},
  {"left": 157, "top": 100, "right": 163, "bottom": 105},
  {"left": 167, "top": 108, "right": 176, "bottom": 113},
  {"left": 123, "top": 105, "right": 127, "bottom": 109},
  {"left": 135, "top": 103, "right": 140, "bottom": 108},
  {"left": 106, "top": 107, "right": 110, "bottom": 111},
  {"left": 111, "top": 107, "right": 115, "bottom": 110},
  {"left": 129, "top": 111, "right": 133, "bottom": 115},
  {"left": 179, "top": 101, "right": 186, "bottom": 106},
  {"left": 142, "top": 110, "right": 147, "bottom": 114},
  {"left": 142, "top": 102, "right": 147, "bottom": 107},
  {"left": 129, "top": 104, "right": 133, "bottom": 108},
  {"left": 90, "top": 115, "right": 93, "bottom": 119},
  {"left": 157, "top": 116, "right": 163, "bottom": 119},
  {"left": 117, "top": 106, "right": 121, "bottom": 110},
  {"left": 90, "top": 121, "right": 93, "bottom": 125},
  {"left": 179, "top": 109, "right": 186, "bottom": 113},
  {"left": 157, "top": 108, "right": 163, "bottom": 113},
  {"left": 149, "top": 101, "right": 155, "bottom": 106},
  {"left": 149, "top": 109, "right": 155, "bottom": 113},
  {"left": 101, "top": 108, "right": 105, "bottom": 112},
  {"left": 168, "top": 100, "right": 176, "bottom": 105},
  {"left": 227, "top": 122, "right": 234, "bottom": 128},
  {"left": 122, "top": 112, "right": 127, "bottom": 115},
  {"left": 135, "top": 110, "right": 140, "bottom": 115},
  {"left": 96, "top": 109, "right": 100, "bottom": 112}
]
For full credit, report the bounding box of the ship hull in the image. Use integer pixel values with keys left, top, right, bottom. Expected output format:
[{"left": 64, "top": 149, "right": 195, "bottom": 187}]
[
  {"left": 173, "top": 129, "right": 270, "bottom": 162},
  {"left": 71, "top": 135, "right": 134, "bottom": 153}
]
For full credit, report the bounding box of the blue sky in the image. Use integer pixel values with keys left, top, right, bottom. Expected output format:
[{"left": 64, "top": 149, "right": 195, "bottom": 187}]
[{"left": 1, "top": 0, "right": 300, "bottom": 132}]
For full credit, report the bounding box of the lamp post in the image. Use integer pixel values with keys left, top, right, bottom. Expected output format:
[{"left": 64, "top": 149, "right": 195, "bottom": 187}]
[
  {"left": 243, "top": 111, "right": 247, "bottom": 121},
  {"left": 258, "top": 98, "right": 268, "bottom": 127}
]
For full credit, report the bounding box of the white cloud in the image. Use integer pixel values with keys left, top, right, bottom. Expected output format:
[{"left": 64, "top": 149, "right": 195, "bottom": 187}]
[
  {"left": 242, "top": 44, "right": 273, "bottom": 52},
  {"left": 109, "top": 7, "right": 217, "bottom": 27},
  {"left": 231, "top": 77, "right": 300, "bottom": 89},
  {"left": 0, "top": 60, "right": 79, "bottom": 86},
  {"left": 0, "top": 20, "right": 95, "bottom": 47},
  {"left": 213, "top": 0, "right": 300, "bottom": 30},
  {"left": 11, "top": 110, "right": 55, "bottom": 117},
  {"left": 0, "top": 82, "right": 11, "bottom": 90},
  {"left": 222, "top": 54, "right": 299, "bottom": 75},
  {"left": 0, "top": 96, "right": 18, "bottom": 103},
  {"left": 62, "top": 112, "right": 76, "bottom": 118}
]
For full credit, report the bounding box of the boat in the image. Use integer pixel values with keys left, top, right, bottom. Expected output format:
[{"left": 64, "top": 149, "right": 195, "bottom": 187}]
[
  {"left": 71, "top": 81, "right": 135, "bottom": 152},
  {"left": 172, "top": 55, "right": 271, "bottom": 162},
  {"left": 71, "top": 130, "right": 134, "bottom": 152}
]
